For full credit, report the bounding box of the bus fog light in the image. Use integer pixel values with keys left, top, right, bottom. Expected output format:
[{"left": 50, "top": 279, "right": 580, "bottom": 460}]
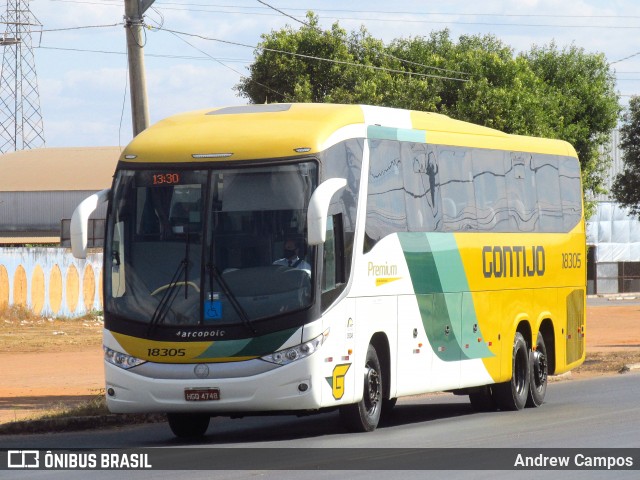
[{"left": 107, "top": 387, "right": 116, "bottom": 397}]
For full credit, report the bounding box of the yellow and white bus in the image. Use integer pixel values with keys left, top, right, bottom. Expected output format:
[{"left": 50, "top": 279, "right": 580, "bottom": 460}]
[{"left": 72, "top": 103, "right": 586, "bottom": 437}]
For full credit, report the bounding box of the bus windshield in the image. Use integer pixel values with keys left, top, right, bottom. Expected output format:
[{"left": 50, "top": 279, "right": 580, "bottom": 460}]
[{"left": 105, "top": 161, "right": 318, "bottom": 329}]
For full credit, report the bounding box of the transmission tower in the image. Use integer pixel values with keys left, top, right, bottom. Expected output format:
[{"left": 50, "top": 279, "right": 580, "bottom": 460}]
[{"left": 0, "top": 0, "right": 45, "bottom": 153}]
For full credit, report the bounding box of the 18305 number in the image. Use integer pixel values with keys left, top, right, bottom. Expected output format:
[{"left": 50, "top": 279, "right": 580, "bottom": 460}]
[
  {"left": 147, "top": 348, "right": 186, "bottom": 357},
  {"left": 561, "top": 252, "right": 582, "bottom": 269}
]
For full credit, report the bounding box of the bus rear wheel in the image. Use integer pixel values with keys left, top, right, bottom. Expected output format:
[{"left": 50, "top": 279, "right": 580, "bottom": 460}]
[
  {"left": 526, "top": 332, "right": 548, "bottom": 407},
  {"left": 167, "top": 413, "right": 210, "bottom": 438},
  {"left": 340, "top": 344, "right": 383, "bottom": 432},
  {"left": 492, "top": 332, "right": 530, "bottom": 411}
]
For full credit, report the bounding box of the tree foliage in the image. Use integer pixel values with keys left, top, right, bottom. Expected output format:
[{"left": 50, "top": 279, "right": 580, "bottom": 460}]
[
  {"left": 612, "top": 96, "right": 640, "bottom": 216},
  {"left": 235, "top": 14, "right": 620, "bottom": 210}
]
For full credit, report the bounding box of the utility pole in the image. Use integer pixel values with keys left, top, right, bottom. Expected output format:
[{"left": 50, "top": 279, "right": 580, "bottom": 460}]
[{"left": 124, "top": 0, "right": 155, "bottom": 136}]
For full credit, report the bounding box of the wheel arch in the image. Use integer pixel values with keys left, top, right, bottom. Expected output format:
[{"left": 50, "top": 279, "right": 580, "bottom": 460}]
[
  {"left": 369, "top": 332, "right": 392, "bottom": 402},
  {"left": 538, "top": 318, "right": 556, "bottom": 375},
  {"left": 515, "top": 319, "right": 532, "bottom": 350}
]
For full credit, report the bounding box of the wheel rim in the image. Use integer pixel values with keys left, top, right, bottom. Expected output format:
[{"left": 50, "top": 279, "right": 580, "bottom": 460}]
[
  {"left": 364, "top": 364, "right": 381, "bottom": 416},
  {"left": 533, "top": 350, "right": 547, "bottom": 388}
]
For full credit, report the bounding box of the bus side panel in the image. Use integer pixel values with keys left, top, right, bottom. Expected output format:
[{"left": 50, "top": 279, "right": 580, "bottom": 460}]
[
  {"left": 319, "top": 298, "right": 359, "bottom": 408},
  {"left": 555, "top": 286, "right": 586, "bottom": 374},
  {"left": 471, "top": 290, "right": 504, "bottom": 383},
  {"left": 353, "top": 295, "right": 398, "bottom": 402},
  {"left": 396, "top": 233, "right": 495, "bottom": 392},
  {"left": 497, "top": 287, "right": 533, "bottom": 383},
  {"left": 396, "top": 295, "right": 433, "bottom": 397}
]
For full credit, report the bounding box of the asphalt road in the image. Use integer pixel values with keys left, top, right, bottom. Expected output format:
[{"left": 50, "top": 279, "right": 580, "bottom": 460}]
[{"left": 2, "top": 372, "right": 639, "bottom": 479}]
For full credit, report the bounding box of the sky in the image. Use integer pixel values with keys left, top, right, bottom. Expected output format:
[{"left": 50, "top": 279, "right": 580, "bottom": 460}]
[{"left": 8, "top": 0, "right": 640, "bottom": 148}]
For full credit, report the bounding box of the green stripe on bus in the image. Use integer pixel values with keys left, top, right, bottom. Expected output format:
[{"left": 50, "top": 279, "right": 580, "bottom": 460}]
[
  {"left": 196, "top": 327, "right": 299, "bottom": 359},
  {"left": 399, "top": 233, "right": 493, "bottom": 361},
  {"left": 367, "top": 125, "right": 426, "bottom": 143}
]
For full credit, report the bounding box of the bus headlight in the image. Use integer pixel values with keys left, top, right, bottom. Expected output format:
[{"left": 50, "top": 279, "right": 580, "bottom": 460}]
[
  {"left": 261, "top": 329, "right": 329, "bottom": 366},
  {"left": 104, "top": 346, "right": 146, "bottom": 369}
]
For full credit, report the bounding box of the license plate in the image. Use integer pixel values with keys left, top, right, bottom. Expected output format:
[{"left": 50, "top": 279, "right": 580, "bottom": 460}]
[{"left": 184, "top": 388, "right": 220, "bottom": 401}]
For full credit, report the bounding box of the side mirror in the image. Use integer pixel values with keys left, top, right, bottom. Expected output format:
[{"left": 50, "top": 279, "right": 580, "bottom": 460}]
[
  {"left": 71, "top": 189, "right": 110, "bottom": 259},
  {"left": 307, "top": 178, "right": 347, "bottom": 246}
]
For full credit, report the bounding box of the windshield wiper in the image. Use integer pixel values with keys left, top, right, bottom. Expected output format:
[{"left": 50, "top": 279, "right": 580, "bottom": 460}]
[
  {"left": 206, "top": 262, "right": 257, "bottom": 334},
  {"left": 148, "top": 226, "right": 191, "bottom": 335},
  {"left": 147, "top": 257, "right": 188, "bottom": 335}
]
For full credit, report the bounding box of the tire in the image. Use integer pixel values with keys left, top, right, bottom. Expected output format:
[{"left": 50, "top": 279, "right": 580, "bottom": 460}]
[
  {"left": 469, "top": 386, "right": 497, "bottom": 412},
  {"left": 340, "top": 344, "right": 383, "bottom": 432},
  {"left": 167, "top": 413, "right": 210, "bottom": 438},
  {"left": 492, "top": 332, "right": 530, "bottom": 411},
  {"left": 526, "top": 331, "right": 548, "bottom": 408}
]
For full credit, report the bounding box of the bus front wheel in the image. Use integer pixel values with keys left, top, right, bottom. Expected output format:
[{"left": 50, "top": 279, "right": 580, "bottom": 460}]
[
  {"left": 167, "top": 413, "right": 210, "bottom": 438},
  {"left": 340, "top": 344, "right": 383, "bottom": 432},
  {"left": 492, "top": 332, "right": 530, "bottom": 411}
]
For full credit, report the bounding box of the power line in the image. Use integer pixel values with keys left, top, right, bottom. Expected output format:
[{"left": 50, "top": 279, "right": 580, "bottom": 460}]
[
  {"left": 611, "top": 51, "right": 640, "bottom": 65},
  {"left": 256, "top": 0, "right": 470, "bottom": 77},
  {"left": 36, "top": 43, "right": 640, "bottom": 83},
  {"left": 158, "top": 25, "right": 290, "bottom": 102},
  {"left": 42, "top": 0, "right": 640, "bottom": 29},
  {"left": 25, "top": 6, "right": 640, "bottom": 78},
  {"left": 150, "top": 25, "right": 470, "bottom": 82},
  {"left": 46, "top": 0, "right": 640, "bottom": 20},
  {"left": 256, "top": 0, "right": 307, "bottom": 26},
  {"left": 4, "top": 22, "right": 123, "bottom": 35},
  {"left": 36, "top": 45, "right": 250, "bottom": 62},
  {"left": 69, "top": 0, "right": 625, "bottom": 21}
]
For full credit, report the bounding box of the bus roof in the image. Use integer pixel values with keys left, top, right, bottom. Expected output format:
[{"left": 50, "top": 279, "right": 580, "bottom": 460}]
[{"left": 121, "top": 103, "right": 577, "bottom": 164}]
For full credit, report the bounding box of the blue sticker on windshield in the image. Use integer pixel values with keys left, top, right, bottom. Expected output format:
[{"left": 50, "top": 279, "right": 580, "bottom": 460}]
[{"left": 204, "top": 300, "right": 222, "bottom": 320}]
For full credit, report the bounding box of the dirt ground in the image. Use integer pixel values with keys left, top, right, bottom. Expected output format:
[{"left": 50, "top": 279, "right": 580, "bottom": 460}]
[{"left": 0, "top": 302, "right": 639, "bottom": 425}]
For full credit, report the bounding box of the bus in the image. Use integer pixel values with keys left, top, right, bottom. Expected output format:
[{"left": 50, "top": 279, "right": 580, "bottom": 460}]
[{"left": 71, "top": 103, "right": 586, "bottom": 437}]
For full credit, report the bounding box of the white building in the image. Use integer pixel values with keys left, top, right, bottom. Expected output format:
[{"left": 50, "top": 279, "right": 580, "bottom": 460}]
[
  {"left": 0, "top": 147, "right": 119, "bottom": 244},
  {"left": 0, "top": 147, "right": 119, "bottom": 316},
  {"left": 587, "top": 130, "right": 640, "bottom": 294}
]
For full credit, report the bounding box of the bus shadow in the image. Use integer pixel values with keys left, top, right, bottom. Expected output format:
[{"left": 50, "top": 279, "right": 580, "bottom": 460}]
[
  {"left": 161, "top": 399, "right": 477, "bottom": 445},
  {"left": 380, "top": 401, "right": 475, "bottom": 429}
]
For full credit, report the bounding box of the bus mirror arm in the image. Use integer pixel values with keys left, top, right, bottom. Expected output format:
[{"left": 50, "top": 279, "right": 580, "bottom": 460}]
[
  {"left": 71, "top": 188, "right": 111, "bottom": 259},
  {"left": 307, "top": 178, "right": 347, "bottom": 246}
]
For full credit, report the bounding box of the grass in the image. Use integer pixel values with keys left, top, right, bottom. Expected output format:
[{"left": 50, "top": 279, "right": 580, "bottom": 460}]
[
  {"left": 41, "top": 389, "right": 110, "bottom": 419},
  {"left": 0, "top": 390, "right": 164, "bottom": 435},
  {"left": 0, "top": 306, "right": 164, "bottom": 434},
  {"left": 0, "top": 305, "right": 103, "bottom": 353}
]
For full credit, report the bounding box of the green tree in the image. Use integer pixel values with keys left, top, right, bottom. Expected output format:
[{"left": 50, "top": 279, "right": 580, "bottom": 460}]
[
  {"left": 235, "top": 16, "right": 620, "bottom": 213},
  {"left": 612, "top": 96, "right": 640, "bottom": 216},
  {"left": 524, "top": 43, "right": 620, "bottom": 211}
]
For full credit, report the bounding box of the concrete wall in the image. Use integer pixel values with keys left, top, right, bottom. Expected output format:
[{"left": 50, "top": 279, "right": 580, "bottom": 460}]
[{"left": 0, "top": 247, "right": 103, "bottom": 317}]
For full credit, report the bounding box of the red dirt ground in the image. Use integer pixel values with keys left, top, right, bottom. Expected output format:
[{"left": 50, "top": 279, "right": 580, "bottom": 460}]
[{"left": 1, "top": 303, "right": 639, "bottom": 424}]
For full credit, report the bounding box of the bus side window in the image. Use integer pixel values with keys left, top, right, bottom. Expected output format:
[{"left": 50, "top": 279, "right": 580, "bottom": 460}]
[
  {"left": 534, "top": 155, "right": 563, "bottom": 232},
  {"left": 559, "top": 157, "right": 582, "bottom": 231},
  {"left": 322, "top": 213, "right": 345, "bottom": 294}
]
